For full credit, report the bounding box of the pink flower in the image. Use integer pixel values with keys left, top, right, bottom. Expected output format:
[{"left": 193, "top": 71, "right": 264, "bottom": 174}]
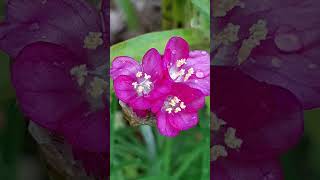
[
  {"left": 151, "top": 83, "right": 205, "bottom": 137},
  {"left": 211, "top": 67, "right": 303, "bottom": 180},
  {"left": 111, "top": 37, "right": 209, "bottom": 137},
  {"left": 163, "top": 37, "right": 210, "bottom": 95},
  {"left": 111, "top": 48, "right": 165, "bottom": 110}
]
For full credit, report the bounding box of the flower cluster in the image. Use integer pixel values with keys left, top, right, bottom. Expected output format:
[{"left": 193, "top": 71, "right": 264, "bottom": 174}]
[{"left": 111, "top": 37, "right": 210, "bottom": 137}]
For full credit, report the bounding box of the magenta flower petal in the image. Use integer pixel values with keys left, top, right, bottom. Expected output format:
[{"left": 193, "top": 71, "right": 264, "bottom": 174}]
[
  {"left": 213, "top": 0, "right": 320, "bottom": 109},
  {"left": 170, "top": 84, "right": 205, "bottom": 112},
  {"left": 240, "top": 43, "right": 320, "bottom": 109},
  {"left": 152, "top": 83, "right": 205, "bottom": 114},
  {"left": 156, "top": 112, "right": 180, "bottom": 137},
  {"left": 73, "top": 148, "right": 108, "bottom": 177},
  {"left": 62, "top": 105, "right": 107, "bottom": 153},
  {"left": 153, "top": 83, "right": 204, "bottom": 136},
  {"left": 185, "top": 76, "right": 210, "bottom": 96},
  {"left": 142, "top": 48, "right": 163, "bottom": 81},
  {"left": 168, "top": 112, "right": 198, "bottom": 131},
  {"left": 163, "top": 37, "right": 210, "bottom": 95},
  {"left": 212, "top": 159, "right": 283, "bottom": 180},
  {"left": 129, "top": 96, "right": 151, "bottom": 110},
  {"left": 164, "top": 36, "right": 190, "bottom": 63},
  {"left": 182, "top": 51, "right": 210, "bottom": 95},
  {"left": 186, "top": 50, "right": 210, "bottom": 77},
  {"left": 11, "top": 42, "right": 85, "bottom": 131},
  {"left": 1, "top": 0, "right": 101, "bottom": 58},
  {"left": 212, "top": 67, "right": 303, "bottom": 161},
  {"left": 110, "top": 56, "right": 141, "bottom": 79},
  {"left": 113, "top": 75, "right": 137, "bottom": 103}
]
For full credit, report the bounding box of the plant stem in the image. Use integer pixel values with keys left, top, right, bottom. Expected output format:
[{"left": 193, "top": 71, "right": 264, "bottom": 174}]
[
  {"left": 140, "top": 125, "right": 156, "bottom": 161},
  {"left": 163, "top": 138, "right": 172, "bottom": 176}
]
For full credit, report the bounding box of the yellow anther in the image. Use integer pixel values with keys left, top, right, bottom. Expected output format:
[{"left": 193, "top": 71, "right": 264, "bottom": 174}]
[
  {"left": 211, "top": 113, "right": 226, "bottom": 131},
  {"left": 211, "top": 145, "right": 228, "bottom": 161},
  {"left": 173, "top": 97, "right": 181, "bottom": 103},
  {"left": 70, "top": 64, "right": 88, "bottom": 86},
  {"left": 224, "top": 127, "right": 243, "bottom": 149},
  {"left": 178, "top": 69, "right": 186, "bottom": 76},
  {"left": 169, "top": 99, "right": 176, "bottom": 107},
  {"left": 176, "top": 59, "right": 187, "bottom": 67},
  {"left": 165, "top": 108, "right": 173, "bottom": 114},
  {"left": 136, "top": 71, "right": 143, "bottom": 78},
  {"left": 132, "top": 82, "right": 138, "bottom": 88},
  {"left": 174, "top": 107, "right": 182, "bottom": 113},
  {"left": 137, "top": 86, "right": 145, "bottom": 93},
  {"left": 214, "top": 23, "right": 240, "bottom": 46},
  {"left": 144, "top": 81, "right": 152, "bottom": 88},
  {"left": 83, "top": 32, "right": 103, "bottom": 50},
  {"left": 184, "top": 68, "right": 194, "bottom": 81},
  {"left": 88, "top": 77, "right": 107, "bottom": 98},
  {"left": 213, "top": 0, "right": 245, "bottom": 17},
  {"left": 180, "top": 102, "right": 186, "bottom": 109},
  {"left": 238, "top": 19, "right": 268, "bottom": 64},
  {"left": 144, "top": 73, "right": 151, "bottom": 80}
]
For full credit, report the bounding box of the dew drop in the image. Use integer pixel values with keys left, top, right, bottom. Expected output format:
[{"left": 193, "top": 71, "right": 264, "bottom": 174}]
[
  {"left": 308, "top": 63, "right": 317, "bottom": 69},
  {"left": 274, "top": 31, "right": 302, "bottom": 52},
  {"left": 196, "top": 70, "right": 205, "bottom": 78}
]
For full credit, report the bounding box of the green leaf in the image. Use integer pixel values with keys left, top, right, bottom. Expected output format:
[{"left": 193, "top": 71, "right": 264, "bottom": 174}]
[
  {"left": 0, "top": 99, "right": 26, "bottom": 180},
  {"left": 110, "top": 28, "right": 209, "bottom": 62},
  {"left": 191, "top": 0, "right": 210, "bottom": 17}
]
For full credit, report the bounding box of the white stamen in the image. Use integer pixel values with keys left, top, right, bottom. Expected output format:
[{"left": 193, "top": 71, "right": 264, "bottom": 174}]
[
  {"left": 132, "top": 72, "right": 153, "bottom": 95},
  {"left": 70, "top": 64, "right": 88, "bottom": 86},
  {"left": 169, "top": 99, "right": 176, "bottom": 107},
  {"left": 83, "top": 32, "right": 103, "bottom": 50},
  {"left": 184, "top": 68, "right": 194, "bottom": 81},
  {"left": 88, "top": 77, "right": 107, "bottom": 98},
  {"left": 173, "top": 97, "right": 181, "bottom": 103},
  {"left": 211, "top": 113, "right": 226, "bottom": 131},
  {"left": 144, "top": 73, "right": 151, "bottom": 79},
  {"left": 174, "top": 107, "right": 182, "bottom": 113},
  {"left": 213, "top": 0, "right": 245, "bottom": 17},
  {"left": 176, "top": 59, "right": 187, "bottom": 67},
  {"left": 165, "top": 108, "right": 173, "bottom": 114},
  {"left": 137, "top": 86, "right": 145, "bottom": 93},
  {"left": 224, "top": 127, "right": 243, "bottom": 149},
  {"left": 211, "top": 145, "right": 228, "bottom": 161},
  {"left": 238, "top": 19, "right": 268, "bottom": 64},
  {"left": 132, "top": 82, "right": 138, "bottom": 88},
  {"left": 180, "top": 102, "right": 186, "bottom": 109},
  {"left": 136, "top": 71, "right": 143, "bottom": 78},
  {"left": 164, "top": 96, "right": 187, "bottom": 114}
]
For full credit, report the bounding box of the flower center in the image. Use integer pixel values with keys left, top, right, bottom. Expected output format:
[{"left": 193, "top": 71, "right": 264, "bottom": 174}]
[
  {"left": 211, "top": 113, "right": 243, "bottom": 161},
  {"left": 132, "top": 71, "right": 153, "bottom": 96},
  {"left": 169, "top": 59, "right": 194, "bottom": 82},
  {"left": 163, "top": 96, "right": 186, "bottom": 114}
]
